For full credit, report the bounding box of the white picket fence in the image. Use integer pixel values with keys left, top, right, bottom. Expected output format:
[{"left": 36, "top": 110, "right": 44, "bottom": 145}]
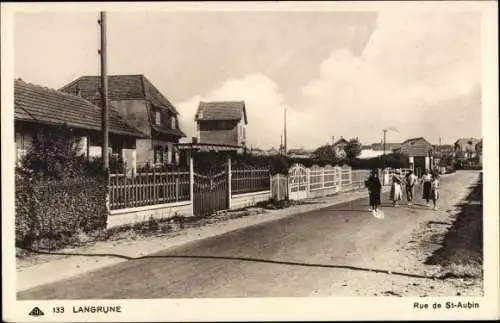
[{"left": 272, "top": 164, "right": 371, "bottom": 201}]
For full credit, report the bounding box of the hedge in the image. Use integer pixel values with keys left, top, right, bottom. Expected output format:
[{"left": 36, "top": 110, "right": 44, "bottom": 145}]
[{"left": 15, "top": 175, "right": 108, "bottom": 249}]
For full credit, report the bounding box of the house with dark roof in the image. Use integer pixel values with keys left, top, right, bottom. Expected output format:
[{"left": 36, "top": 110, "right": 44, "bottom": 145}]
[
  {"left": 195, "top": 101, "right": 248, "bottom": 147},
  {"left": 60, "top": 75, "right": 186, "bottom": 167},
  {"left": 14, "top": 79, "right": 145, "bottom": 171},
  {"left": 393, "top": 137, "right": 434, "bottom": 173},
  {"left": 175, "top": 101, "right": 248, "bottom": 163}
]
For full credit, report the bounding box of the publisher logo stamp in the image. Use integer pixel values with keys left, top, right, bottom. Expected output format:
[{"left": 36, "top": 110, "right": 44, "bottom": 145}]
[{"left": 28, "top": 307, "right": 45, "bottom": 317}]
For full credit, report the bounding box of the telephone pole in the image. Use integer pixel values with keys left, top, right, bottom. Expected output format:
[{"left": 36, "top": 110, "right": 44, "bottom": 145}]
[
  {"left": 382, "top": 129, "right": 387, "bottom": 156},
  {"left": 99, "top": 12, "right": 109, "bottom": 171},
  {"left": 280, "top": 135, "right": 283, "bottom": 155},
  {"left": 284, "top": 108, "right": 287, "bottom": 156}
]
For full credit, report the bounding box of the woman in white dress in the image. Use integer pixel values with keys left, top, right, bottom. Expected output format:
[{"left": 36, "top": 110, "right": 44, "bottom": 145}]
[
  {"left": 431, "top": 174, "right": 440, "bottom": 211},
  {"left": 390, "top": 170, "right": 404, "bottom": 207}
]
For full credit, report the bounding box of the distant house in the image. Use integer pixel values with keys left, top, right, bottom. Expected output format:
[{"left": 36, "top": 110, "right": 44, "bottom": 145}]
[
  {"left": 331, "top": 137, "right": 349, "bottom": 158},
  {"left": 358, "top": 148, "right": 384, "bottom": 159},
  {"left": 454, "top": 137, "right": 480, "bottom": 160},
  {"left": 288, "top": 148, "right": 312, "bottom": 159},
  {"left": 358, "top": 142, "right": 402, "bottom": 159},
  {"left": 60, "top": 74, "right": 186, "bottom": 167},
  {"left": 371, "top": 142, "right": 401, "bottom": 153},
  {"left": 249, "top": 147, "right": 265, "bottom": 156},
  {"left": 266, "top": 147, "right": 280, "bottom": 156},
  {"left": 14, "top": 79, "right": 145, "bottom": 171},
  {"left": 175, "top": 101, "right": 248, "bottom": 163},
  {"left": 394, "top": 137, "right": 434, "bottom": 173}
]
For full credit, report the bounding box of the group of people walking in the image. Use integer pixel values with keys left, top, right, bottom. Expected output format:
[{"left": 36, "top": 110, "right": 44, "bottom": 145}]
[{"left": 365, "top": 168, "right": 441, "bottom": 217}]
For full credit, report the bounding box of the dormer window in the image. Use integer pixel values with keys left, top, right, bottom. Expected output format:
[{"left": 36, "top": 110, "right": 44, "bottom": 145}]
[
  {"left": 171, "top": 116, "right": 176, "bottom": 129},
  {"left": 155, "top": 110, "right": 161, "bottom": 125}
]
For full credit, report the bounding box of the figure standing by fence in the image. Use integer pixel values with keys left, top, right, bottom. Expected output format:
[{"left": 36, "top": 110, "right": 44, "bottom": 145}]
[
  {"left": 390, "top": 170, "right": 404, "bottom": 207},
  {"left": 405, "top": 170, "right": 417, "bottom": 205},
  {"left": 365, "top": 169, "right": 382, "bottom": 217},
  {"left": 420, "top": 169, "right": 433, "bottom": 207}
]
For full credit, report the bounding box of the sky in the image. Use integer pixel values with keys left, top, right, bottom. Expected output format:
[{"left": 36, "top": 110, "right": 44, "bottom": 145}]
[{"left": 14, "top": 8, "right": 482, "bottom": 150}]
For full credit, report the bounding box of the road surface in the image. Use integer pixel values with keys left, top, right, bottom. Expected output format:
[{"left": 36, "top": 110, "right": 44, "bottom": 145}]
[{"left": 17, "top": 171, "right": 478, "bottom": 299}]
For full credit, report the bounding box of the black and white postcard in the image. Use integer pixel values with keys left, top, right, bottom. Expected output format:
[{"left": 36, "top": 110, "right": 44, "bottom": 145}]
[{"left": 2, "top": 1, "right": 498, "bottom": 322}]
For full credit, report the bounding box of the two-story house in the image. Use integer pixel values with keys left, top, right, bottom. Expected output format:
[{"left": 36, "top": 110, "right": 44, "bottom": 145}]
[
  {"left": 175, "top": 101, "right": 248, "bottom": 165},
  {"left": 14, "top": 79, "right": 145, "bottom": 170},
  {"left": 454, "top": 137, "right": 480, "bottom": 160},
  {"left": 331, "top": 137, "right": 349, "bottom": 158},
  {"left": 194, "top": 101, "right": 248, "bottom": 147},
  {"left": 60, "top": 74, "right": 186, "bottom": 167}
]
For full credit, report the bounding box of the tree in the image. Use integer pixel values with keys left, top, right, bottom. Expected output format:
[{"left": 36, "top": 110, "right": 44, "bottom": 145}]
[
  {"left": 18, "top": 124, "right": 126, "bottom": 179},
  {"left": 312, "top": 144, "right": 338, "bottom": 163},
  {"left": 19, "top": 125, "right": 85, "bottom": 179},
  {"left": 344, "top": 137, "right": 362, "bottom": 160}
]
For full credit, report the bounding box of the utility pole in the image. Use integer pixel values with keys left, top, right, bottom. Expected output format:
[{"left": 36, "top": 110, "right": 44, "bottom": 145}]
[
  {"left": 99, "top": 12, "right": 109, "bottom": 171},
  {"left": 284, "top": 108, "right": 287, "bottom": 156},
  {"left": 280, "top": 135, "right": 283, "bottom": 155},
  {"left": 382, "top": 129, "right": 387, "bottom": 156}
]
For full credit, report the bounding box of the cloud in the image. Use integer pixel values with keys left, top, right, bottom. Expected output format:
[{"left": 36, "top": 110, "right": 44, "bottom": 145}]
[
  {"left": 177, "top": 11, "right": 481, "bottom": 149},
  {"left": 297, "top": 10, "right": 481, "bottom": 145},
  {"left": 176, "top": 73, "right": 291, "bottom": 149}
]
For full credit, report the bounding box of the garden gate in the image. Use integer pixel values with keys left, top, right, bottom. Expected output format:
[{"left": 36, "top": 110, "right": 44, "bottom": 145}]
[
  {"left": 288, "top": 164, "right": 308, "bottom": 200},
  {"left": 193, "top": 166, "right": 229, "bottom": 217}
]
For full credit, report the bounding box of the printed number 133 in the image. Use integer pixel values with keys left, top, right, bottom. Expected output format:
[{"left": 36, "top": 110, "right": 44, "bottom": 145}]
[{"left": 53, "top": 307, "right": 65, "bottom": 314}]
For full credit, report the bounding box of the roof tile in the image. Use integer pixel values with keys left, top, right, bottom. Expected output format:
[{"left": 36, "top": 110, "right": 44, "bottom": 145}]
[
  {"left": 15, "top": 79, "right": 145, "bottom": 138},
  {"left": 195, "top": 101, "right": 247, "bottom": 123}
]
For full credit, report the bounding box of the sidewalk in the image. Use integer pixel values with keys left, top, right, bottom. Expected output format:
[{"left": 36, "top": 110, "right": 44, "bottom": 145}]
[{"left": 17, "top": 186, "right": 389, "bottom": 292}]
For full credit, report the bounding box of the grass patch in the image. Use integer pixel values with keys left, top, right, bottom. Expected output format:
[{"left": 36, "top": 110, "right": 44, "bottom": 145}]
[
  {"left": 254, "top": 198, "right": 317, "bottom": 210},
  {"left": 426, "top": 175, "right": 483, "bottom": 278}
]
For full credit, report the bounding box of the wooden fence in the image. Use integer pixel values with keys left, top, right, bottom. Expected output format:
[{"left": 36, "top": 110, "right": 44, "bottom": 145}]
[
  {"left": 231, "top": 167, "right": 270, "bottom": 195},
  {"left": 109, "top": 170, "right": 190, "bottom": 210},
  {"left": 108, "top": 160, "right": 272, "bottom": 212}
]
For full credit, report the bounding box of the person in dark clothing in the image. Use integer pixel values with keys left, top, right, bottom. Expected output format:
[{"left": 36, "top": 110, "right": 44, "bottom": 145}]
[
  {"left": 365, "top": 169, "right": 382, "bottom": 215},
  {"left": 420, "top": 169, "right": 433, "bottom": 207}
]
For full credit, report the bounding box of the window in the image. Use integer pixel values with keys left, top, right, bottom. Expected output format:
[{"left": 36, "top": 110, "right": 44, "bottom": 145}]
[
  {"left": 163, "top": 147, "right": 169, "bottom": 164},
  {"left": 154, "top": 145, "right": 163, "bottom": 164},
  {"left": 242, "top": 126, "right": 246, "bottom": 139},
  {"left": 155, "top": 110, "right": 161, "bottom": 125},
  {"left": 171, "top": 116, "right": 176, "bottom": 129}
]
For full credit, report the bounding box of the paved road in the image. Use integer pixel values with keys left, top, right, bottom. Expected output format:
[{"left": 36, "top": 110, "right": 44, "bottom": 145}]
[{"left": 17, "top": 171, "right": 479, "bottom": 299}]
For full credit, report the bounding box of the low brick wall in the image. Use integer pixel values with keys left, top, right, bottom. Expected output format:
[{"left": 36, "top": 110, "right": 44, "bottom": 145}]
[
  {"left": 308, "top": 187, "right": 338, "bottom": 198},
  {"left": 230, "top": 190, "right": 271, "bottom": 210},
  {"left": 107, "top": 201, "right": 193, "bottom": 229}
]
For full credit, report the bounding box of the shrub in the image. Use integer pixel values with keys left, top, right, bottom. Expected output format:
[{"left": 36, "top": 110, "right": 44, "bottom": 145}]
[{"left": 15, "top": 175, "right": 108, "bottom": 249}]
